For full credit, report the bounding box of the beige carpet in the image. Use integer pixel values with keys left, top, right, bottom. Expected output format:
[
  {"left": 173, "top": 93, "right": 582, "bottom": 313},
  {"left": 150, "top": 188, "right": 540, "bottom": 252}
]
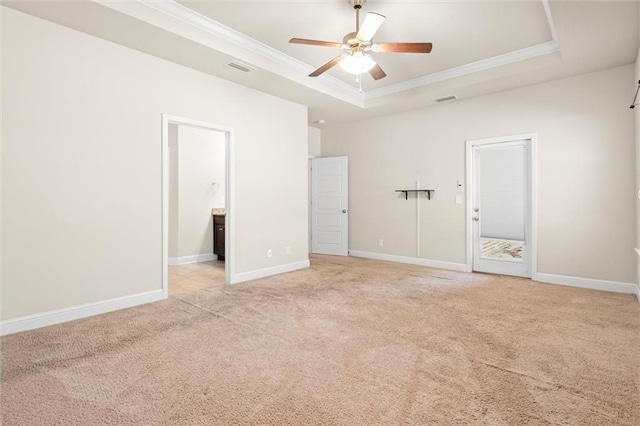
[{"left": 1, "top": 255, "right": 639, "bottom": 425}]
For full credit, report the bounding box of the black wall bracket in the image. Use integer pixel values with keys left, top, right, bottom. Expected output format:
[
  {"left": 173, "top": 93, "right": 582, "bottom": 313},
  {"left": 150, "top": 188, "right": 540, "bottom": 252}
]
[
  {"left": 630, "top": 80, "right": 640, "bottom": 109},
  {"left": 395, "top": 189, "right": 435, "bottom": 200}
]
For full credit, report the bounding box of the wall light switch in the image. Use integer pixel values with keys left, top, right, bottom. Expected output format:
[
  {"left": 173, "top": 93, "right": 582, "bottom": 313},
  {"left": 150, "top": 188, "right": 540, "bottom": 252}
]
[
  {"left": 378, "top": 239, "right": 384, "bottom": 247},
  {"left": 457, "top": 180, "right": 463, "bottom": 189},
  {"left": 455, "top": 196, "right": 462, "bottom": 204}
]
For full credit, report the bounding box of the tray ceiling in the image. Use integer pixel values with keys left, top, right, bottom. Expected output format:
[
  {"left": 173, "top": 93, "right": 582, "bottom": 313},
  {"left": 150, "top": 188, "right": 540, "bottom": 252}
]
[
  {"left": 179, "top": 0, "right": 553, "bottom": 90},
  {"left": 4, "top": 0, "right": 639, "bottom": 125}
]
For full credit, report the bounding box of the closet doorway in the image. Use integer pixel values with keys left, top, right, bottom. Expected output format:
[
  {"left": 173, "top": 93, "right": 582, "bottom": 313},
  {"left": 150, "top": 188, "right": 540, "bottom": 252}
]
[{"left": 161, "top": 115, "right": 235, "bottom": 297}]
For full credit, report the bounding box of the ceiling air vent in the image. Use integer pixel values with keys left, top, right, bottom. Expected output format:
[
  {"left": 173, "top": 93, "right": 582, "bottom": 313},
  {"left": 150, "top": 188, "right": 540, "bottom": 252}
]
[
  {"left": 433, "top": 94, "right": 457, "bottom": 103},
  {"left": 226, "top": 60, "right": 257, "bottom": 73}
]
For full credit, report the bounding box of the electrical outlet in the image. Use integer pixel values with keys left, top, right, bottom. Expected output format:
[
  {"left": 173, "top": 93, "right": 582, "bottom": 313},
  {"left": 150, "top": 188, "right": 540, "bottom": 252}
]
[
  {"left": 285, "top": 246, "right": 291, "bottom": 255},
  {"left": 378, "top": 239, "right": 384, "bottom": 247},
  {"left": 267, "top": 249, "right": 272, "bottom": 258}
]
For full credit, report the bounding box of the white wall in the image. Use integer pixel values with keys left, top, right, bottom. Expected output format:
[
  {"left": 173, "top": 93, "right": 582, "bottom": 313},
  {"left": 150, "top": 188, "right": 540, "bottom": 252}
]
[
  {"left": 2, "top": 8, "right": 308, "bottom": 321},
  {"left": 308, "top": 127, "right": 321, "bottom": 158},
  {"left": 177, "top": 126, "right": 225, "bottom": 257},
  {"left": 0, "top": 6, "right": 3, "bottom": 321},
  {"left": 168, "top": 124, "right": 180, "bottom": 258},
  {"left": 308, "top": 126, "right": 321, "bottom": 252},
  {"left": 322, "top": 65, "right": 636, "bottom": 284},
  {"left": 635, "top": 48, "right": 640, "bottom": 293}
]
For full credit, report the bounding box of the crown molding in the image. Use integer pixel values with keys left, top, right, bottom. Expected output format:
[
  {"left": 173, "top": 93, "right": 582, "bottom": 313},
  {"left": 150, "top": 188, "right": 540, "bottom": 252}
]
[
  {"left": 136, "top": 0, "right": 364, "bottom": 104},
  {"left": 126, "top": 0, "right": 558, "bottom": 106},
  {"left": 364, "top": 40, "right": 560, "bottom": 101},
  {"left": 542, "top": 0, "right": 558, "bottom": 43},
  {"left": 365, "top": 0, "right": 559, "bottom": 100}
]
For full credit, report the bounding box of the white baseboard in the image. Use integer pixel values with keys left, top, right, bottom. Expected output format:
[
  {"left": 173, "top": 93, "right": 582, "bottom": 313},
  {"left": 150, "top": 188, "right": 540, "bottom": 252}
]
[
  {"left": 231, "top": 259, "right": 310, "bottom": 284},
  {"left": 0, "top": 289, "right": 166, "bottom": 336},
  {"left": 534, "top": 273, "right": 639, "bottom": 303},
  {"left": 349, "top": 252, "right": 640, "bottom": 304},
  {"left": 168, "top": 253, "right": 216, "bottom": 266},
  {"left": 348, "top": 250, "right": 471, "bottom": 273}
]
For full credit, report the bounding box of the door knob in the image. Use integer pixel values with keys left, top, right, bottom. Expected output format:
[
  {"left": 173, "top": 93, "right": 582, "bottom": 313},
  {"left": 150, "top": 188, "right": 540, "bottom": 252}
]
[
  {"left": 342, "top": 209, "right": 348, "bottom": 213},
  {"left": 474, "top": 208, "right": 479, "bottom": 212},
  {"left": 473, "top": 216, "right": 479, "bottom": 221}
]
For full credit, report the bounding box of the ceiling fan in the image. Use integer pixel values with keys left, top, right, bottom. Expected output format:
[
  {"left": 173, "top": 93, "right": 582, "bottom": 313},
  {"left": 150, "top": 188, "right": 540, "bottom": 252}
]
[{"left": 289, "top": 0, "right": 433, "bottom": 81}]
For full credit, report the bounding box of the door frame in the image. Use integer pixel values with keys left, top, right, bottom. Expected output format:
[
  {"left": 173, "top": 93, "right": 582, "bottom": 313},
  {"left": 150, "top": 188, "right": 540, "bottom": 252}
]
[
  {"left": 465, "top": 133, "right": 538, "bottom": 278},
  {"left": 161, "top": 114, "right": 235, "bottom": 297}
]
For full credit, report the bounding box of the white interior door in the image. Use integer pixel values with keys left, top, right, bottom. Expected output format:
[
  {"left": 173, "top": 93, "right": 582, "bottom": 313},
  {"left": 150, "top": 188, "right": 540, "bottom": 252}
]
[
  {"left": 470, "top": 138, "right": 533, "bottom": 277},
  {"left": 311, "top": 157, "right": 348, "bottom": 256}
]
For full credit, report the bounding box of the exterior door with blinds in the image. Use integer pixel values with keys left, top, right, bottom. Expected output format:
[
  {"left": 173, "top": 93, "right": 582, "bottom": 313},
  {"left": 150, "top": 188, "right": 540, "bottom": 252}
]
[{"left": 470, "top": 138, "right": 533, "bottom": 277}]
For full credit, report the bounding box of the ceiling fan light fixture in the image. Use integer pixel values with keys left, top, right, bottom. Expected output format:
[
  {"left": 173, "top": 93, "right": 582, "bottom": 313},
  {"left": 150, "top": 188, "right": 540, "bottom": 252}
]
[
  {"left": 339, "top": 52, "right": 376, "bottom": 75},
  {"left": 290, "top": 0, "right": 431, "bottom": 80}
]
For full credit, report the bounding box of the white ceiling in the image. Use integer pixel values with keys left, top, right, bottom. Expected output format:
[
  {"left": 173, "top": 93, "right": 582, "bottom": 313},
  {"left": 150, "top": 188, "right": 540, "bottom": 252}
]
[
  {"left": 5, "top": 0, "right": 640, "bottom": 127},
  {"left": 179, "top": 0, "right": 552, "bottom": 89}
]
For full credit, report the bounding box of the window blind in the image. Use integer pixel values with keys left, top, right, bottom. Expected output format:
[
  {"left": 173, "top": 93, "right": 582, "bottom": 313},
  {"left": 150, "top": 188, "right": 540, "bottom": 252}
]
[{"left": 478, "top": 145, "right": 525, "bottom": 241}]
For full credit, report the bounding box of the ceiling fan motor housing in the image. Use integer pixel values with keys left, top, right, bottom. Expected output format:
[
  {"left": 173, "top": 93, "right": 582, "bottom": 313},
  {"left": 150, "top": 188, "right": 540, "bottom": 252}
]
[
  {"left": 343, "top": 32, "right": 359, "bottom": 45},
  {"left": 350, "top": 0, "right": 365, "bottom": 9}
]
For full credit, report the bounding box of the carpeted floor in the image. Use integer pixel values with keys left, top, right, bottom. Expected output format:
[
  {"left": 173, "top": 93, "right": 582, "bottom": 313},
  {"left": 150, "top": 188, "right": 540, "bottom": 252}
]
[{"left": 1, "top": 255, "right": 639, "bottom": 425}]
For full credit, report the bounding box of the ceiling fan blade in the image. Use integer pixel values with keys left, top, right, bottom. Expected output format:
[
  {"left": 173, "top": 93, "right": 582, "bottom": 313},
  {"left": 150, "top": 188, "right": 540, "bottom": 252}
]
[
  {"left": 289, "top": 38, "right": 344, "bottom": 49},
  {"left": 356, "top": 12, "right": 386, "bottom": 42},
  {"left": 309, "top": 54, "right": 347, "bottom": 77},
  {"left": 369, "top": 64, "right": 387, "bottom": 81},
  {"left": 373, "top": 42, "right": 433, "bottom": 53}
]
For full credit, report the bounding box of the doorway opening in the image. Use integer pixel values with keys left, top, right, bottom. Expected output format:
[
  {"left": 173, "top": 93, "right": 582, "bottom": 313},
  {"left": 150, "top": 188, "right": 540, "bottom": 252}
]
[
  {"left": 161, "top": 114, "right": 235, "bottom": 297},
  {"left": 466, "top": 133, "right": 537, "bottom": 278}
]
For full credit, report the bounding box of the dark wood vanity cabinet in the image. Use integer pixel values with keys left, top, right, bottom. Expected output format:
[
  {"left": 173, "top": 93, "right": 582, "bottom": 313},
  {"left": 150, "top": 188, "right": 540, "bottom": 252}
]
[{"left": 213, "top": 215, "right": 225, "bottom": 261}]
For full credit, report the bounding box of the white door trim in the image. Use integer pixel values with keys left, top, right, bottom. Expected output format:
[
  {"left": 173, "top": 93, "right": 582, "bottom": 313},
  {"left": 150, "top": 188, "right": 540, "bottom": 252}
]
[
  {"left": 465, "top": 133, "right": 538, "bottom": 277},
  {"left": 161, "top": 114, "right": 235, "bottom": 295}
]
